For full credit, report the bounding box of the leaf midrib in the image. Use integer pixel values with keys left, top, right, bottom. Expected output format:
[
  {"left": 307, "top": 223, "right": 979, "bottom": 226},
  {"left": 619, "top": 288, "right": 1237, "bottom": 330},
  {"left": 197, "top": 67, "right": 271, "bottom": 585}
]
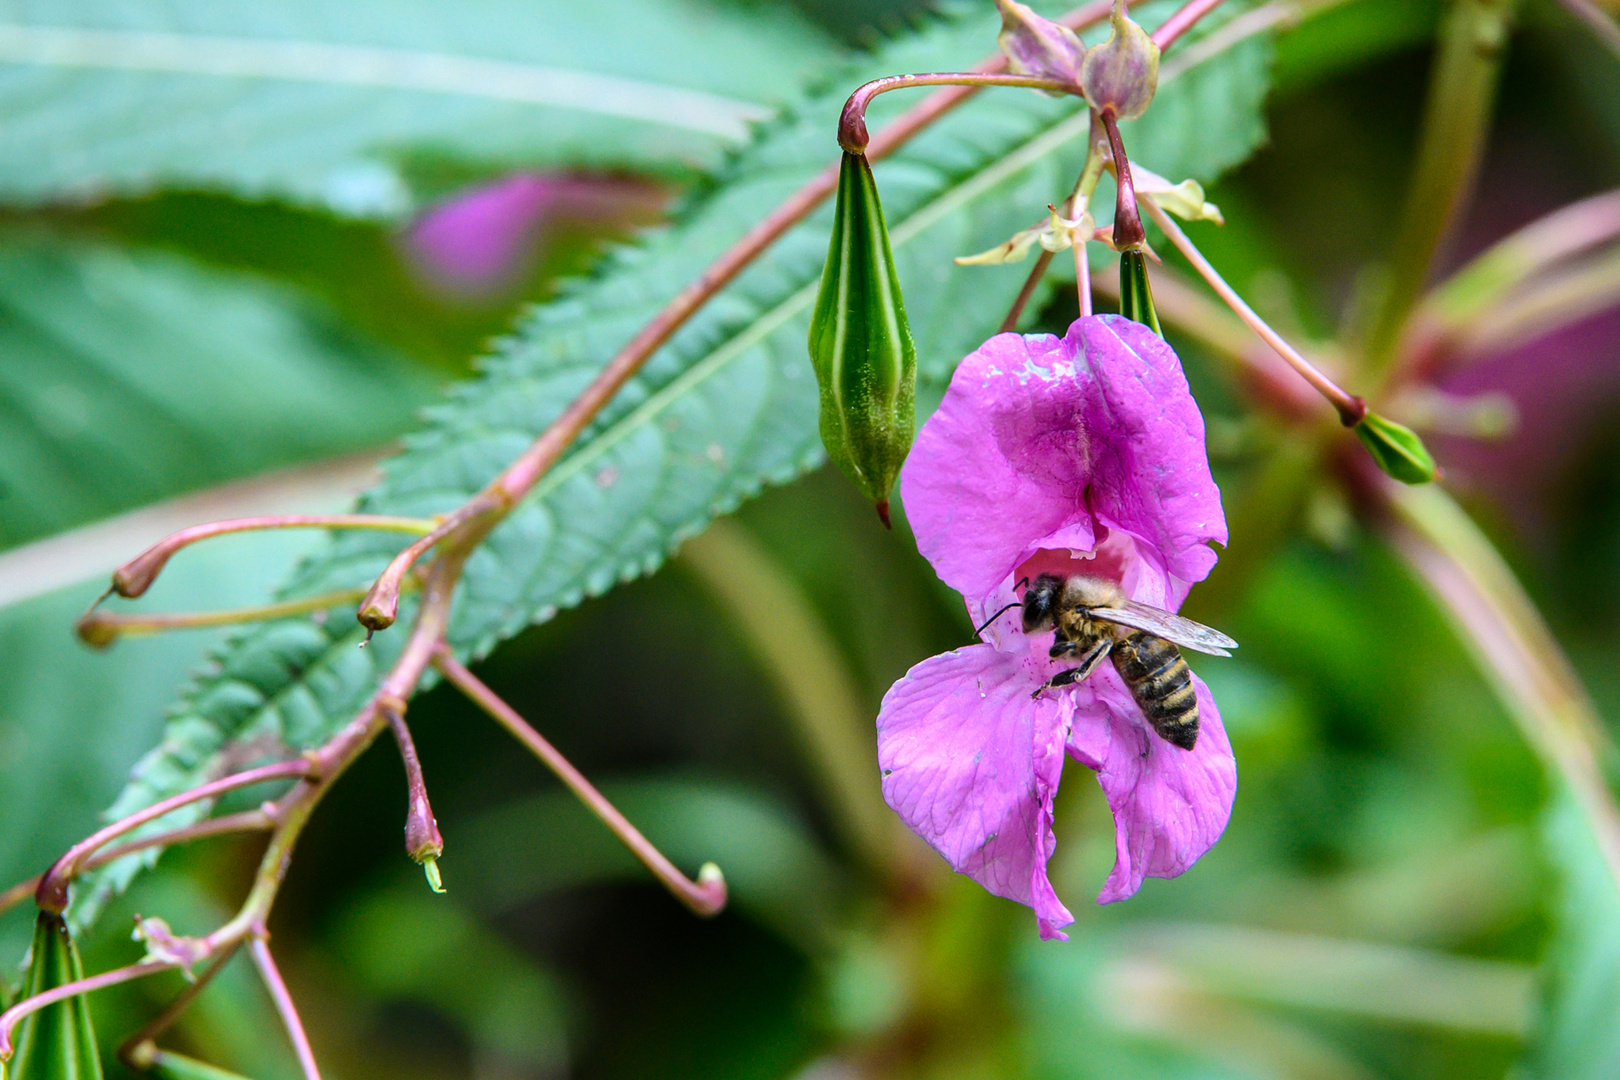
[{"left": 0, "top": 23, "right": 772, "bottom": 139}]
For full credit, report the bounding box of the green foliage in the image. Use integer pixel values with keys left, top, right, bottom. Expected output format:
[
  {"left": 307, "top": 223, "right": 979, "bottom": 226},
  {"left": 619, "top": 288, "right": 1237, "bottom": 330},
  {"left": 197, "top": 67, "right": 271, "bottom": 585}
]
[
  {"left": 1521, "top": 797, "right": 1620, "bottom": 1080},
  {"left": 0, "top": 0, "right": 841, "bottom": 217},
  {"left": 76, "top": 0, "right": 1275, "bottom": 924},
  {"left": 0, "top": 230, "right": 436, "bottom": 548}
]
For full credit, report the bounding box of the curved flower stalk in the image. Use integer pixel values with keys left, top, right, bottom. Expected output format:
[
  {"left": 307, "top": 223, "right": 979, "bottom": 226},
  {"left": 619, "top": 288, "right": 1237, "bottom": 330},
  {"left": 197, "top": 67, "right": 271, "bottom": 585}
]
[{"left": 877, "top": 315, "right": 1235, "bottom": 939}]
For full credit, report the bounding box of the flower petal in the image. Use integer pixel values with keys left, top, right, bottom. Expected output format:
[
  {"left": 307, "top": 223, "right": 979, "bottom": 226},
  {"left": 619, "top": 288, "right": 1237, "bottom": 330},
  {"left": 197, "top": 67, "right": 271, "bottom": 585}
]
[
  {"left": 901, "top": 315, "right": 1225, "bottom": 605},
  {"left": 1066, "top": 667, "right": 1235, "bottom": 903},
  {"left": 877, "top": 645, "right": 1075, "bottom": 939},
  {"left": 1073, "top": 317, "right": 1227, "bottom": 588}
]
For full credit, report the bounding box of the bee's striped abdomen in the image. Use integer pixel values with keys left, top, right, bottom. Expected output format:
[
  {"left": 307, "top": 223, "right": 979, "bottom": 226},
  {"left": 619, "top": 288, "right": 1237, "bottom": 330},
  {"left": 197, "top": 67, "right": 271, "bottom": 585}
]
[{"left": 1111, "top": 631, "right": 1199, "bottom": 750}]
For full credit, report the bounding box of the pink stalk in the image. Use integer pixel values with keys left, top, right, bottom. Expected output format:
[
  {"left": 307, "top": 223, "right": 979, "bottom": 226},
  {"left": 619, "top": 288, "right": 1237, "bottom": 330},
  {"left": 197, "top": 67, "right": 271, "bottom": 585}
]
[
  {"left": 0, "top": 961, "right": 177, "bottom": 1060},
  {"left": 0, "top": 810, "right": 272, "bottom": 918},
  {"left": 119, "top": 945, "right": 243, "bottom": 1070},
  {"left": 108, "top": 514, "right": 436, "bottom": 601},
  {"left": 249, "top": 937, "right": 322, "bottom": 1080},
  {"left": 1000, "top": 250, "right": 1058, "bottom": 332},
  {"left": 1151, "top": 0, "right": 1232, "bottom": 48},
  {"left": 837, "top": 72, "right": 1081, "bottom": 153},
  {"left": 433, "top": 650, "right": 728, "bottom": 917},
  {"left": 34, "top": 760, "right": 311, "bottom": 913},
  {"left": 1140, "top": 195, "right": 1368, "bottom": 426}
]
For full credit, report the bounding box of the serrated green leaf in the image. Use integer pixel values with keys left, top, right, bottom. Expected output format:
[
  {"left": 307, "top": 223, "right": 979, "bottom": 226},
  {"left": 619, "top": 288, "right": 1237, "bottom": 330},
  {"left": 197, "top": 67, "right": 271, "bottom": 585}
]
[
  {"left": 0, "top": 0, "right": 840, "bottom": 217},
  {"left": 78, "top": 1, "right": 1273, "bottom": 925},
  {"left": 0, "top": 230, "right": 437, "bottom": 549}
]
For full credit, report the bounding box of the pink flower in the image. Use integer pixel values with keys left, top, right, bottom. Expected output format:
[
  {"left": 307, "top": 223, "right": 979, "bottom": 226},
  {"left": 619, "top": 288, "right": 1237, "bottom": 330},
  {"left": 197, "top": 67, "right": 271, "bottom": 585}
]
[{"left": 877, "top": 315, "right": 1235, "bottom": 940}]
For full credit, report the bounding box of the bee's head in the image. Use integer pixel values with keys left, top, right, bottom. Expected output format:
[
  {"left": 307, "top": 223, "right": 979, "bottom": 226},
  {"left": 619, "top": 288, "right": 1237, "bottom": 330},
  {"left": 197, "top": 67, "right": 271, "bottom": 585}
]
[{"left": 1021, "top": 573, "right": 1064, "bottom": 632}]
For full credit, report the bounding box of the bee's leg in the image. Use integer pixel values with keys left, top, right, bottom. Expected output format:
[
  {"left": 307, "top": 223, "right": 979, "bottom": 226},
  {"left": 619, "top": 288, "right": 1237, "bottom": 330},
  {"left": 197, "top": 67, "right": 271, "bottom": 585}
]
[{"left": 1030, "top": 639, "right": 1112, "bottom": 698}]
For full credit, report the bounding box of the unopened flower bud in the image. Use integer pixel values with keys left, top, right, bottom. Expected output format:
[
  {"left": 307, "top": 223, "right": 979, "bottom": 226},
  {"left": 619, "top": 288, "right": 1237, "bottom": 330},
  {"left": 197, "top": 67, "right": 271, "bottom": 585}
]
[
  {"left": 8, "top": 913, "right": 104, "bottom": 1079},
  {"left": 995, "top": 0, "right": 1084, "bottom": 88},
  {"left": 1119, "top": 250, "right": 1162, "bottom": 336},
  {"left": 1354, "top": 412, "right": 1439, "bottom": 484},
  {"left": 808, "top": 152, "right": 917, "bottom": 527},
  {"left": 1081, "top": 1, "right": 1160, "bottom": 120}
]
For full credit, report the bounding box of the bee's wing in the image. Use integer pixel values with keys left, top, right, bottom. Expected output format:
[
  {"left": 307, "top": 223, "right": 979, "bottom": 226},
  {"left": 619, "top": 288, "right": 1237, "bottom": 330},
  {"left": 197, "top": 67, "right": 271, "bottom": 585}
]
[{"left": 1091, "top": 602, "right": 1238, "bottom": 656}]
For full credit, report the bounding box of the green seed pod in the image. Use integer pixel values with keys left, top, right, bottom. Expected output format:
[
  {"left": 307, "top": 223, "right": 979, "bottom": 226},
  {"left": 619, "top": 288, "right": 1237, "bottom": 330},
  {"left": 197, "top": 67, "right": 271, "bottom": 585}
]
[
  {"left": 1118, "top": 250, "right": 1162, "bottom": 336},
  {"left": 1354, "top": 412, "right": 1438, "bottom": 484},
  {"left": 808, "top": 152, "right": 917, "bottom": 526},
  {"left": 7, "top": 913, "right": 104, "bottom": 1080}
]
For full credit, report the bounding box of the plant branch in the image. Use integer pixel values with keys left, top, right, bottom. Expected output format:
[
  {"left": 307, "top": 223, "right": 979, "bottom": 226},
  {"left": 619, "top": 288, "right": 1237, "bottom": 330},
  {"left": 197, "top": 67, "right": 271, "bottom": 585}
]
[
  {"left": 0, "top": 811, "right": 272, "bottom": 919},
  {"left": 0, "top": 961, "right": 178, "bottom": 1060},
  {"left": 433, "top": 649, "right": 728, "bottom": 917},
  {"left": 34, "top": 760, "right": 312, "bottom": 914},
  {"left": 119, "top": 944, "right": 242, "bottom": 1071},
  {"left": 837, "top": 72, "right": 1080, "bottom": 153},
  {"left": 105, "top": 514, "right": 436, "bottom": 601},
  {"left": 1151, "top": 0, "right": 1233, "bottom": 49},
  {"left": 1001, "top": 250, "right": 1058, "bottom": 331},
  {"left": 1141, "top": 194, "right": 1367, "bottom": 425},
  {"left": 77, "top": 588, "right": 370, "bottom": 648},
  {"left": 1384, "top": 482, "right": 1620, "bottom": 894},
  {"left": 249, "top": 937, "right": 321, "bottom": 1080}
]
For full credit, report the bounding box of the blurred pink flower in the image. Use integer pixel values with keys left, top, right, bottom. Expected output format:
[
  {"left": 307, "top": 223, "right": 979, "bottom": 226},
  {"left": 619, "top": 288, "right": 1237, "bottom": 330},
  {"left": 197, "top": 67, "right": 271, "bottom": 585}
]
[
  {"left": 401, "top": 173, "right": 662, "bottom": 301},
  {"left": 877, "top": 316, "right": 1235, "bottom": 939}
]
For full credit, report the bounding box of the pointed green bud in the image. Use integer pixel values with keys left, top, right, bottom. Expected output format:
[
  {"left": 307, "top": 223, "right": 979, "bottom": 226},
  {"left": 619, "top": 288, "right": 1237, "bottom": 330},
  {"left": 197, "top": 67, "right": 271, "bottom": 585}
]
[
  {"left": 1119, "top": 250, "right": 1162, "bottom": 336},
  {"left": 8, "top": 913, "right": 104, "bottom": 1080},
  {"left": 1354, "top": 412, "right": 1438, "bottom": 484},
  {"left": 809, "top": 152, "right": 917, "bottom": 525},
  {"left": 1081, "top": 1, "right": 1160, "bottom": 120}
]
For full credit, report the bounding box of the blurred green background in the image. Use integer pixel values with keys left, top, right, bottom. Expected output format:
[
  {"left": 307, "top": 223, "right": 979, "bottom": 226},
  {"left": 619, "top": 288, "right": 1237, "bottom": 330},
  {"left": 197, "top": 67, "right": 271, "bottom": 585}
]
[{"left": 2, "top": 0, "right": 1620, "bottom": 1078}]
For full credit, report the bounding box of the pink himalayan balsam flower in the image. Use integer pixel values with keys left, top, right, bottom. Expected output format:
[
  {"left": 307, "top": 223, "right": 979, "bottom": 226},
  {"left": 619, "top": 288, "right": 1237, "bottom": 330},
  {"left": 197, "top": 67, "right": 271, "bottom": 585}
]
[{"left": 877, "top": 315, "right": 1235, "bottom": 940}]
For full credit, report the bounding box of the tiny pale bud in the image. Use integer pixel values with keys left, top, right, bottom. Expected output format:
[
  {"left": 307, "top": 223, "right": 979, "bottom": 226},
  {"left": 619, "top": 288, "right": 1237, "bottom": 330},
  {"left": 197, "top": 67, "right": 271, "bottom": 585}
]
[
  {"left": 1354, "top": 412, "right": 1438, "bottom": 484},
  {"left": 808, "top": 152, "right": 917, "bottom": 524},
  {"left": 1080, "top": 1, "right": 1160, "bottom": 120},
  {"left": 994, "top": 0, "right": 1084, "bottom": 88}
]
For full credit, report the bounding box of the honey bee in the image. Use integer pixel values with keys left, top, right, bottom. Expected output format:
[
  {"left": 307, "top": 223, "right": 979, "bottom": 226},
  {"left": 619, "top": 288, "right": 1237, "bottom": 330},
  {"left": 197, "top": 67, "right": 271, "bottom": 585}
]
[{"left": 981, "top": 574, "right": 1237, "bottom": 750}]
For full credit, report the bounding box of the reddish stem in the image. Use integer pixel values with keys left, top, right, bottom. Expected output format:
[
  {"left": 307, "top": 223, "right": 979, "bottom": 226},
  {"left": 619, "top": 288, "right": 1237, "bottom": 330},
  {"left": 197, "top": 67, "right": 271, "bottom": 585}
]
[
  {"left": 1151, "top": 0, "right": 1232, "bottom": 49},
  {"left": 109, "top": 515, "right": 434, "bottom": 600},
  {"left": 1000, "top": 250, "right": 1058, "bottom": 332},
  {"left": 434, "top": 649, "right": 728, "bottom": 917},
  {"left": 250, "top": 937, "right": 322, "bottom": 1080},
  {"left": 119, "top": 944, "right": 243, "bottom": 1071},
  {"left": 34, "top": 760, "right": 311, "bottom": 914},
  {"left": 0, "top": 961, "right": 178, "bottom": 1060},
  {"left": 838, "top": 71, "right": 1080, "bottom": 153}
]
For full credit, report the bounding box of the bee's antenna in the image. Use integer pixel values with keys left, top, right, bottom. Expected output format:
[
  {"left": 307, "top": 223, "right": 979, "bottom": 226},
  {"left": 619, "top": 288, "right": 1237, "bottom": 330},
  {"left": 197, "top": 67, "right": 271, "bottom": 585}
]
[
  {"left": 974, "top": 600, "right": 1021, "bottom": 638},
  {"left": 1016, "top": 576, "right": 1030, "bottom": 590}
]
